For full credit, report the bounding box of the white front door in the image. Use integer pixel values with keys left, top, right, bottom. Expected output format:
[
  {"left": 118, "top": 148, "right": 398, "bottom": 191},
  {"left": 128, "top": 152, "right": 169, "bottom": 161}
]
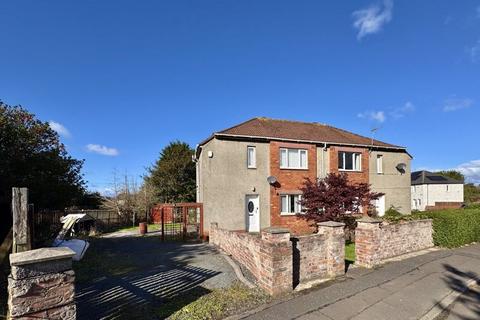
[
  {"left": 246, "top": 195, "right": 260, "bottom": 232},
  {"left": 374, "top": 195, "right": 386, "bottom": 216}
]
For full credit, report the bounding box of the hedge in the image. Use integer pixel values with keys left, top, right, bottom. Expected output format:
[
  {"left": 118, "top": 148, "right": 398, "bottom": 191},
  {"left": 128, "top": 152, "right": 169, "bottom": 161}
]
[{"left": 413, "top": 209, "right": 480, "bottom": 248}]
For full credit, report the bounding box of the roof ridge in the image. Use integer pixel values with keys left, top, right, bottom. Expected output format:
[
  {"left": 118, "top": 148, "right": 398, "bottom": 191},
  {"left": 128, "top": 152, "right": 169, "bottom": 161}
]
[
  {"left": 323, "top": 124, "right": 401, "bottom": 148},
  {"left": 252, "top": 117, "right": 333, "bottom": 128},
  {"left": 209, "top": 117, "right": 406, "bottom": 150}
]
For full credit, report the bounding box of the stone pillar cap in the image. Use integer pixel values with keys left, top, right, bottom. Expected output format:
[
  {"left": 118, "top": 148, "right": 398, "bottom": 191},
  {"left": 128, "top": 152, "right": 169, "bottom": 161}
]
[
  {"left": 357, "top": 216, "right": 383, "bottom": 223},
  {"left": 262, "top": 227, "right": 290, "bottom": 234},
  {"left": 10, "top": 247, "right": 76, "bottom": 266},
  {"left": 317, "top": 221, "right": 345, "bottom": 227}
]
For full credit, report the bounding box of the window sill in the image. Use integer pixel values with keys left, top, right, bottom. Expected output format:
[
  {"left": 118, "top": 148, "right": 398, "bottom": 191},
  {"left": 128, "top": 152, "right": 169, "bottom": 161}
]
[
  {"left": 247, "top": 167, "right": 257, "bottom": 169},
  {"left": 280, "top": 167, "right": 309, "bottom": 171},
  {"left": 338, "top": 169, "right": 362, "bottom": 173},
  {"left": 280, "top": 212, "right": 299, "bottom": 216}
]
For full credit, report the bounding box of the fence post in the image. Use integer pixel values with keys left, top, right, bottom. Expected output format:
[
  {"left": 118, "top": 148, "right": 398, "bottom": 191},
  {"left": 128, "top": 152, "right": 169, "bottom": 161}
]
[
  {"left": 161, "top": 207, "right": 165, "bottom": 242},
  {"left": 12, "top": 187, "right": 31, "bottom": 253},
  {"left": 199, "top": 204, "right": 204, "bottom": 240}
]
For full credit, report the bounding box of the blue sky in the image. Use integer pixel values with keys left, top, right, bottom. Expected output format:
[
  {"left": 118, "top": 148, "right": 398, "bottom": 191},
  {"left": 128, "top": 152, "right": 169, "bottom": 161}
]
[{"left": 1, "top": 0, "right": 479, "bottom": 192}]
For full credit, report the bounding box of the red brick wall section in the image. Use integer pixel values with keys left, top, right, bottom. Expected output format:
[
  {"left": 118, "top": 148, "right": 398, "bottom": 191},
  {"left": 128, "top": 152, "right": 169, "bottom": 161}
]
[
  {"left": 269, "top": 141, "right": 317, "bottom": 234},
  {"left": 293, "top": 222, "right": 345, "bottom": 285},
  {"left": 425, "top": 202, "right": 463, "bottom": 211},
  {"left": 210, "top": 222, "right": 345, "bottom": 293},
  {"left": 329, "top": 146, "right": 369, "bottom": 185},
  {"left": 210, "top": 223, "right": 292, "bottom": 295},
  {"left": 355, "top": 218, "right": 434, "bottom": 268}
]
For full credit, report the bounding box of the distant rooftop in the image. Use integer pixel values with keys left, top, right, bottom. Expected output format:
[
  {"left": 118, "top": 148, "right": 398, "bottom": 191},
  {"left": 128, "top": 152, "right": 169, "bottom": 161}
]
[
  {"left": 202, "top": 117, "right": 405, "bottom": 149},
  {"left": 411, "top": 170, "right": 464, "bottom": 185}
]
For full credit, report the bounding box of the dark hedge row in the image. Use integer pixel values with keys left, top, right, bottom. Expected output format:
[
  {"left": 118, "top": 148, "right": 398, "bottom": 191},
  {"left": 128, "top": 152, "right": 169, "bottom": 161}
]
[{"left": 414, "top": 209, "right": 480, "bottom": 248}]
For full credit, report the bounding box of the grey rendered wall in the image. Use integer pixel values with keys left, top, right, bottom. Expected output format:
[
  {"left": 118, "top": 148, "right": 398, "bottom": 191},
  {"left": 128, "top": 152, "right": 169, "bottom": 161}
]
[
  {"left": 197, "top": 138, "right": 271, "bottom": 232},
  {"left": 369, "top": 150, "right": 412, "bottom": 214}
]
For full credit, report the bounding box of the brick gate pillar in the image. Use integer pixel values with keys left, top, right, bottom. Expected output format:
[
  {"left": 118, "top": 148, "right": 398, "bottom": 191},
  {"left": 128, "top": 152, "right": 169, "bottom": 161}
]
[
  {"left": 260, "top": 227, "right": 292, "bottom": 295},
  {"left": 8, "top": 247, "right": 76, "bottom": 320},
  {"left": 317, "top": 221, "right": 346, "bottom": 277},
  {"left": 355, "top": 217, "right": 383, "bottom": 268}
]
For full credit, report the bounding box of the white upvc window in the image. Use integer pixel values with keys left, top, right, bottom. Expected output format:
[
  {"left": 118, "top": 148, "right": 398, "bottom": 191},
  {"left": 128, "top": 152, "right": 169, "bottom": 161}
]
[
  {"left": 338, "top": 151, "right": 361, "bottom": 171},
  {"left": 376, "top": 155, "right": 383, "bottom": 174},
  {"left": 280, "top": 148, "right": 308, "bottom": 169},
  {"left": 247, "top": 146, "right": 256, "bottom": 168},
  {"left": 280, "top": 194, "right": 302, "bottom": 215}
]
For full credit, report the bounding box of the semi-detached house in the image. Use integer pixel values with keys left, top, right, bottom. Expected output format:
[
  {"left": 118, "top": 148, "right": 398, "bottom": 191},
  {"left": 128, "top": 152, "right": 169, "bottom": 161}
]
[{"left": 195, "top": 117, "right": 412, "bottom": 235}]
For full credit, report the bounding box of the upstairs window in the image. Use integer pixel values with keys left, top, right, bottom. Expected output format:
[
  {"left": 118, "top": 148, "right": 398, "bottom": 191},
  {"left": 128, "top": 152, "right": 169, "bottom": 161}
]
[
  {"left": 338, "top": 151, "right": 361, "bottom": 171},
  {"left": 280, "top": 148, "right": 308, "bottom": 169},
  {"left": 376, "top": 155, "right": 383, "bottom": 174},
  {"left": 280, "top": 194, "right": 302, "bottom": 215},
  {"left": 247, "top": 146, "right": 256, "bottom": 168}
]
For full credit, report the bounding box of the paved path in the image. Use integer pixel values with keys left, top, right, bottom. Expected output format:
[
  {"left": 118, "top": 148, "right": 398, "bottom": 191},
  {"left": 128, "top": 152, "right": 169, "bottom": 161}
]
[
  {"left": 441, "top": 284, "right": 480, "bottom": 320},
  {"left": 75, "top": 235, "right": 236, "bottom": 319},
  {"left": 242, "top": 244, "right": 480, "bottom": 320}
]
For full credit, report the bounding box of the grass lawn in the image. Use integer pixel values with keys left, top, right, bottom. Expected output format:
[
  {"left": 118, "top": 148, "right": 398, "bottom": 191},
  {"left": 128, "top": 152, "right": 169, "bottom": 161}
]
[
  {"left": 117, "top": 223, "right": 183, "bottom": 233},
  {"left": 345, "top": 242, "right": 355, "bottom": 264},
  {"left": 168, "top": 282, "right": 270, "bottom": 320},
  {"left": 118, "top": 223, "right": 160, "bottom": 232}
]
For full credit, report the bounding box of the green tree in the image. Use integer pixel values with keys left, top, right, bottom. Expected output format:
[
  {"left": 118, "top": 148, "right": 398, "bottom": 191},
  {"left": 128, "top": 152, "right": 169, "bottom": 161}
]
[
  {"left": 0, "top": 101, "right": 87, "bottom": 212},
  {"left": 465, "top": 184, "right": 480, "bottom": 204},
  {"left": 435, "top": 170, "right": 465, "bottom": 182},
  {"left": 145, "top": 141, "right": 196, "bottom": 203}
]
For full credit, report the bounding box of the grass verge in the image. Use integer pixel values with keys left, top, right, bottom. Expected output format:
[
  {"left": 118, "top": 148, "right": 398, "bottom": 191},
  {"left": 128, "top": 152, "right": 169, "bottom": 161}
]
[
  {"left": 345, "top": 242, "right": 355, "bottom": 264},
  {"left": 118, "top": 223, "right": 161, "bottom": 233},
  {"left": 168, "top": 282, "right": 270, "bottom": 320}
]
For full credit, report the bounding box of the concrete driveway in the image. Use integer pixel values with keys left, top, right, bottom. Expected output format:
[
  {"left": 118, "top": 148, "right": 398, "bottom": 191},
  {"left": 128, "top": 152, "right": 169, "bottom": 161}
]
[{"left": 74, "top": 234, "right": 236, "bottom": 319}]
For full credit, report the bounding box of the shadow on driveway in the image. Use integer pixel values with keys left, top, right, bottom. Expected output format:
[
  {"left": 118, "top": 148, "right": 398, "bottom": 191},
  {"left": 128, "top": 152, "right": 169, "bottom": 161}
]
[{"left": 75, "top": 236, "right": 234, "bottom": 319}]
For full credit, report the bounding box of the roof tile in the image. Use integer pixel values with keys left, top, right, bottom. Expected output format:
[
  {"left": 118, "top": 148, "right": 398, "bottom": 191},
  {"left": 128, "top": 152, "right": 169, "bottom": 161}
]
[{"left": 215, "top": 117, "right": 402, "bottom": 148}]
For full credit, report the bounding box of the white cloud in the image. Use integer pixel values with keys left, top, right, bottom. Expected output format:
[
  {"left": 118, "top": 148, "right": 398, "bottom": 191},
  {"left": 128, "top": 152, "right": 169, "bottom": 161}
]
[
  {"left": 456, "top": 160, "right": 480, "bottom": 184},
  {"left": 358, "top": 101, "right": 414, "bottom": 123},
  {"left": 357, "top": 110, "right": 386, "bottom": 123},
  {"left": 48, "top": 121, "right": 71, "bottom": 138},
  {"left": 469, "top": 40, "right": 480, "bottom": 63},
  {"left": 352, "top": 0, "right": 393, "bottom": 40},
  {"left": 390, "top": 101, "right": 415, "bottom": 119},
  {"left": 443, "top": 97, "right": 474, "bottom": 112},
  {"left": 86, "top": 144, "right": 119, "bottom": 156}
]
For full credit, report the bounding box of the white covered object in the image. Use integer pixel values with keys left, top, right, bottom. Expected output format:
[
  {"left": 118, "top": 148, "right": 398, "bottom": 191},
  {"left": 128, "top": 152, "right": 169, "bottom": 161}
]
[{"left": 53, "top": 239, "right": 90, "bottom": 261}]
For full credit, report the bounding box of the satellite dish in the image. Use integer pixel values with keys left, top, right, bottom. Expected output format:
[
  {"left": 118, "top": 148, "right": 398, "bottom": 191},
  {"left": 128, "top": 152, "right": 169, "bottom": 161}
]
[
  {"left": 396, "top": 163, "right": 407, "bottom": 173},
  {"left": 267, "top": 176, "right": 278, "bottom": 185}
]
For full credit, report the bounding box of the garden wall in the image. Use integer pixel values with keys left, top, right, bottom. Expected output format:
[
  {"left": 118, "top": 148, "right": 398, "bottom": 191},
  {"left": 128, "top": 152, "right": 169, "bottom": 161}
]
[
  {"left": 355, "top": 218, "right": 433, "bottom": 268},
  {"left": 210, "top": 221, "right": 345, "bottom": 294},
  {"left": 292, "top": 221, "right": 345, "bottom": 287},
  {"left": 8, "top": 247, "right": 76, "bottom": 319}
]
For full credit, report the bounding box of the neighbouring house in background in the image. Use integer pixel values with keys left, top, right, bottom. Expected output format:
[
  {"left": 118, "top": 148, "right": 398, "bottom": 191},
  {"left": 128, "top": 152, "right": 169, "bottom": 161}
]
[
  {"left": 411, "top": 170, "right": 464, "bottom": 211},
  {"left": 195, "top": 117, "right": 412, "bottom": 235}
]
